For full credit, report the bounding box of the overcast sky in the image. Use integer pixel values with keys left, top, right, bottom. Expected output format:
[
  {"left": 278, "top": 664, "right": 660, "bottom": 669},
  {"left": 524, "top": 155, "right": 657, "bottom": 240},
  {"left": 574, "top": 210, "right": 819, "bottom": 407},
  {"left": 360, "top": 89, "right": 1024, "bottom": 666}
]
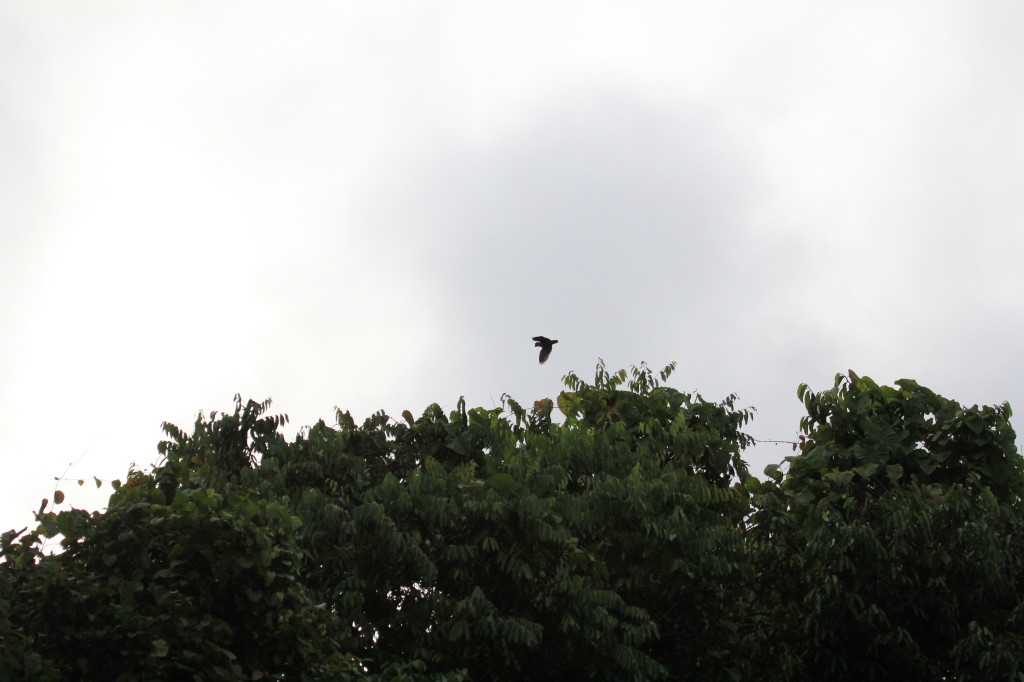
[{"left": 3, "top": 1, "right": 1023, "bottom": 533}]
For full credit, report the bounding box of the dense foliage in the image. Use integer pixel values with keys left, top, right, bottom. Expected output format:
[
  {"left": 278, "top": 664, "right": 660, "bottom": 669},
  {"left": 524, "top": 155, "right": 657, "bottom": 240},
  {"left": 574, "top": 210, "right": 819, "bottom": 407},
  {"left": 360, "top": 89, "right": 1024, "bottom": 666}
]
[
  {"left": 2, "top": 364, "right": 1022, "bottom": 680},
  {"left": 748, "top": 372, "right": 1024, "bottom": 680}
]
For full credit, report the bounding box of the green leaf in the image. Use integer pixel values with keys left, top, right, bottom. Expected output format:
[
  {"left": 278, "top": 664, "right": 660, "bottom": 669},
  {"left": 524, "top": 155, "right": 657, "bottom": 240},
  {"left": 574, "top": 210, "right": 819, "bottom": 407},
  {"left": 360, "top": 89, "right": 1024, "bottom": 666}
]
[
  {"left": 557, "top": 391, "right": 581, "bottom": 418},
  {"left": 852, "top": 463, "right": 879, "bottom": 479},
  {"left": 485, "top": 473, "right": 522, "bottom": 494},
  {"left": 885, "top": 464, "right": 904, "bottom": 482},
  {"left": 151, "top": 639, "right": 169, "bottom": 658}
]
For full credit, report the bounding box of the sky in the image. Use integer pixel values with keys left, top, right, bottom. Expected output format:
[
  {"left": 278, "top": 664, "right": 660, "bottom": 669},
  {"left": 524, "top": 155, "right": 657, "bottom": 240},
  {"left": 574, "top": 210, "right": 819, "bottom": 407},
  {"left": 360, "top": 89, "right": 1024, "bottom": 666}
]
[{"left": 2, "top": 1, "right": 1023, "bottom": 532}]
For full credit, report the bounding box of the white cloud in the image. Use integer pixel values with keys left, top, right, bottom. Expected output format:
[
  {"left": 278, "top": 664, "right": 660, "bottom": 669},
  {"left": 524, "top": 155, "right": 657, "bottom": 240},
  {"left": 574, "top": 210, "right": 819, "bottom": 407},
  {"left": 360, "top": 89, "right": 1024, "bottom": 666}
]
[{"left": 3, "top": 1, "right": 1024, "bottom": 530}]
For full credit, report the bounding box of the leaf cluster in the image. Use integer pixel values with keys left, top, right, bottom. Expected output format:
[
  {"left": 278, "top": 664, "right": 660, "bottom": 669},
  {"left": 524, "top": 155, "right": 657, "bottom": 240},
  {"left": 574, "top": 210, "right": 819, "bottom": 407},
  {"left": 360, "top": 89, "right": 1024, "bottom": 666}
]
[{"left": 748, "top": 371, "right": 1024, "bottom": 680}]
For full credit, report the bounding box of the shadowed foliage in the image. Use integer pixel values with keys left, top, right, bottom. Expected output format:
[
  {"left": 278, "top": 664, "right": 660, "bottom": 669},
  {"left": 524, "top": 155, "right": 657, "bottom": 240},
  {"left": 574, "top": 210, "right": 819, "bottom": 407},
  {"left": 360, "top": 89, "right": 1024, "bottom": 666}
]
[{"left": 2, "top": 366, "right": 1021, "bottom": 681}]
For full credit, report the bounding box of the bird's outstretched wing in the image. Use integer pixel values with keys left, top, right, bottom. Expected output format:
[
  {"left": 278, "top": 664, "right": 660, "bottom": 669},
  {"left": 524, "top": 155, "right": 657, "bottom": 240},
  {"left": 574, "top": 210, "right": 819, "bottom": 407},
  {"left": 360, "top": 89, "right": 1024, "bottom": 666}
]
[{"left": 538, "top": 345, "right": 553, "bottom": 364}]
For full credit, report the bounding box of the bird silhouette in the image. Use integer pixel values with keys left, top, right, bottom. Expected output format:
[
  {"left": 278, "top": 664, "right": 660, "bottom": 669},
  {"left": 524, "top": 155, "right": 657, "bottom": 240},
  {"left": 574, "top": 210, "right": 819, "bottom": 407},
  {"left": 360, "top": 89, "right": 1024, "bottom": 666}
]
[{"left": 532, "top": 336, "right": 558, "bottom": 364}]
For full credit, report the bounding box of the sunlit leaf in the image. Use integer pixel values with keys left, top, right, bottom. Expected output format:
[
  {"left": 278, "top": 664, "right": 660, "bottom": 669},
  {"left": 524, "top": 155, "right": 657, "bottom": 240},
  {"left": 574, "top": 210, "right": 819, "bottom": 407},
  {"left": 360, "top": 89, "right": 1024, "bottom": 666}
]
[{"left": 151, "top": 639, "right": 169, "bottom": 658}]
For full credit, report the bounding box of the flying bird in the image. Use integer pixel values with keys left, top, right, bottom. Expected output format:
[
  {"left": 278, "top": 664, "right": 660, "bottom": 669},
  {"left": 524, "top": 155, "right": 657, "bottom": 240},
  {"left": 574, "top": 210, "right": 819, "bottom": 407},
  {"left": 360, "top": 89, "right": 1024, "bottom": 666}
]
[{"left": 532, "top": 336, "right": 558, "bottom": 364}]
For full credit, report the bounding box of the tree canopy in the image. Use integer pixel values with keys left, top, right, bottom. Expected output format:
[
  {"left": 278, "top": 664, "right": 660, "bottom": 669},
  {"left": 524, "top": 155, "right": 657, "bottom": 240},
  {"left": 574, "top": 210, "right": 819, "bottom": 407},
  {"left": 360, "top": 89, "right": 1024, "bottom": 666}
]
[{"left": 2, "top": 363, "right": 1022, "bottom": 681}]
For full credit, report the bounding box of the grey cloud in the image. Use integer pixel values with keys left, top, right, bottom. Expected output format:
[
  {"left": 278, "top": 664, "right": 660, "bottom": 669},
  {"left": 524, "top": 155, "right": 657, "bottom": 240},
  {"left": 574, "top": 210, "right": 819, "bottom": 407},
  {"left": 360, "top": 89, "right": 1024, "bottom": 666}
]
[
  {"left": 407, "top": 91, "right": 761, "bottom": 353},
  {"left": 349, "top": 89, "right": 805, "bottom": 468}
]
